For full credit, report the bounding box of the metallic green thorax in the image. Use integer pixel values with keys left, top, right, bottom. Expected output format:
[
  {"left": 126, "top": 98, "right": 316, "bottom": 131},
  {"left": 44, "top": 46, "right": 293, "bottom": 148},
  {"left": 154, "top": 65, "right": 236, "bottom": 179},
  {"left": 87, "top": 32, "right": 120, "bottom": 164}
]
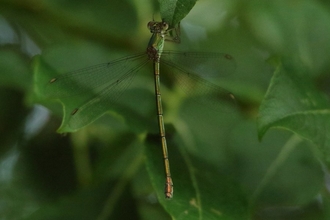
[{"left": 147, "top": 21, "right": 169, "bottom": 62}]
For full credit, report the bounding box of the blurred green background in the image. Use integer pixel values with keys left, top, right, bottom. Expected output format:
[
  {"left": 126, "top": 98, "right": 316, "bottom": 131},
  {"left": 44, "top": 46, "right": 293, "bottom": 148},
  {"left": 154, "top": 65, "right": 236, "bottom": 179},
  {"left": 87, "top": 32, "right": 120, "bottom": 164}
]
[{"left": 0, "top": 0, "right": 330, "bottom": 219}]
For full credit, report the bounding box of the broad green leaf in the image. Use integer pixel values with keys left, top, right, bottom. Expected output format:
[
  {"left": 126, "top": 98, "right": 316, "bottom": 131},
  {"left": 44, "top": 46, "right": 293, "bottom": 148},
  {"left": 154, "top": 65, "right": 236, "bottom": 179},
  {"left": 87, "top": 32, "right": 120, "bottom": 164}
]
[
  {"left": 158, "top": 0, "right": 197, "bottom": 27},
  {"left": 33, "top": 52, "right": 155, "bottom": 133},
  {"left": 257, "top": 60, "right": 330, "bottom": 161},
  {"left": 144, "top": 93, "right": 248, "bottom": 219},
  {"left": 230, "top": 124, "right": 323, "bottom": 209},
  {"left": 145, "top": 134, "right": 249, "bottom": 220},
  {"left": 243, "top": 0, "right": 330, "bottom": 73}
]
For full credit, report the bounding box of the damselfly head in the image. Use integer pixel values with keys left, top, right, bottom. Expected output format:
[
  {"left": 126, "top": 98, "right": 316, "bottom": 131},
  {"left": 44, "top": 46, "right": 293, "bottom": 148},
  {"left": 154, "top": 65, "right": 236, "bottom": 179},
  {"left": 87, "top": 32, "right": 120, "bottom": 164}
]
[{"left": 147, "top": 21, "right": 169, "bottom": 33}]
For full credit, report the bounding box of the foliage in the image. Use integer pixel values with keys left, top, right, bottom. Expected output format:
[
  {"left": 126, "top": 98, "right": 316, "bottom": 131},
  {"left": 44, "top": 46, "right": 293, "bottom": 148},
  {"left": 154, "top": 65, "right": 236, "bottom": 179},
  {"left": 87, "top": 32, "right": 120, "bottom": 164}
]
[{"left": 0, "top": 0, "right": 329, "bottom": 219}]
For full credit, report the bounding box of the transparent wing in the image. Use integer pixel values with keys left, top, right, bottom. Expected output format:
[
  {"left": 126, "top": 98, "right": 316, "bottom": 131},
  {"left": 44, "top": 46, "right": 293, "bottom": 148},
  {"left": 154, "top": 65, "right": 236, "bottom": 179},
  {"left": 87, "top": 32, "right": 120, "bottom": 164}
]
[
  {"left": 160, "top": 51, "right": 236, "bottom": 110},
  {"left": 161, "top": 51, "right": 236, "bottom": 77},
  {"left": 44, "top": 52, "right": 147, "bottom": 98},
  {"left": 42, "top": 52, "right": 150, "bottom": 130}
]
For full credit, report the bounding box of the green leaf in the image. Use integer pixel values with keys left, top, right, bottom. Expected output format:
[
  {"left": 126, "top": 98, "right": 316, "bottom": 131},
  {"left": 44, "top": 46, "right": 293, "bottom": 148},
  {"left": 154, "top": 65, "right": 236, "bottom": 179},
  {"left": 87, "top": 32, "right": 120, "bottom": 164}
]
[
  {"left": 33, "top": 44, "right": 155, "bottom": 133},
  {"left": 145, "top": 134, "right": 249, "bottom": 219},
  {"left": 243, "top": 0, "right": 330, "bottom": 73},
  {"left": 144, "top": 91, "right": 248, "bottom": 219},
  {"left": 230, "top": 123, "right": 323, "bottom": 208},
  {"left": 257, "top": 60, "right": 330, "bottom": 161},
  {"left": 158, "top": 0, "right": 197, "bottom": 27}
]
